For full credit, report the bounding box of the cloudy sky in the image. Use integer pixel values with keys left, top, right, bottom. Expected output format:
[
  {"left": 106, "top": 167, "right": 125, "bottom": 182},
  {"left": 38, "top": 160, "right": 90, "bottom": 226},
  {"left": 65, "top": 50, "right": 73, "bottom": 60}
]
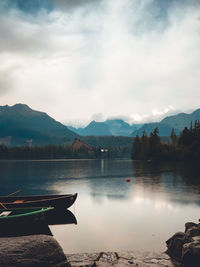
[{"left": 0, "top": 0, "right": 200, "bottom": 126}]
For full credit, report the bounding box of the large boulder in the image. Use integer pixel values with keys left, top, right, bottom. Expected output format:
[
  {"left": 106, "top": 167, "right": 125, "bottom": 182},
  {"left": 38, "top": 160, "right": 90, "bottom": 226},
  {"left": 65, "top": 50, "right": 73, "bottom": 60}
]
[
  {"left": 166, "top": 221, "right": 200, "bottom": 267},
  {"left": 182, "top": 239, "right": 200, "bottom": 267},
  {"left": 166, "top": 232, "right": 186, "bottom": 260},
  {"left": 185, "top": 222, "right": 198, "bottom": 232},
  {"left": 0, "top": 235, "right": 71, "bottom": 267}
]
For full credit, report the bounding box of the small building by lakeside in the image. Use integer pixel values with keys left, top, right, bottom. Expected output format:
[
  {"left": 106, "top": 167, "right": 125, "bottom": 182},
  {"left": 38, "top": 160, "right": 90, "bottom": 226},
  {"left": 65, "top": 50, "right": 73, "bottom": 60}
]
[{"left": 71, "top": 138, "right": 93, "bottom": 152}]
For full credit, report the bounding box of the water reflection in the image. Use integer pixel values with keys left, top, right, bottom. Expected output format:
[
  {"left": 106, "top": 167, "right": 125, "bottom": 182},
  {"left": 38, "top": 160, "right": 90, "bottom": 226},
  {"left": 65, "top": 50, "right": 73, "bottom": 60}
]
[
  {"left": 132, "top": 160, "right": 200, "bottom": 206},
  {"left": 0, "top": 221, "right": 53, "bottom": 237},
  {"left": 0, "top": 209, "right": 77, "bottom": 237},
  {"left": 47, "top": 209, "right": 77, "bottom": 225},
  {"left": 1, "top": 159, "right": 200, "bottom": 253},
  {"left": 89, "top": 177, "right": 132, "bottom": 200},
  {"left": 1, "top": 159, "right": 199, "bottom": 205}
]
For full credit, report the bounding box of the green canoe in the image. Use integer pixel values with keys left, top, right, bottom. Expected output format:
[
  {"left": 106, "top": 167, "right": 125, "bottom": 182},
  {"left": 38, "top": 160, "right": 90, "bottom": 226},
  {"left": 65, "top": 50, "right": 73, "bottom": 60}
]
[{"left": 0, "top": 207, "right": 54, "bottom": 226}]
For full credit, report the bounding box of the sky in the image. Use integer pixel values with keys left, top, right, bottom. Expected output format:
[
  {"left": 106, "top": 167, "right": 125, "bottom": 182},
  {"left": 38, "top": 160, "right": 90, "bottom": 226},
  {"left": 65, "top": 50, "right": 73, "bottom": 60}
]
[{"left": 0, "top": 0, "right": 200, "bottom": 127}]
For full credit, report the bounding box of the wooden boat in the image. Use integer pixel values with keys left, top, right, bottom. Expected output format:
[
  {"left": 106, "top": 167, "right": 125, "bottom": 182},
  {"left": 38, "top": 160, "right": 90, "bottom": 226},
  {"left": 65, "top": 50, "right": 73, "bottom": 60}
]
[
  {"left": 0, "top": 193, "right": 77, "bottom": 210},
  {"left": 0, "top": 207, "right": 54, "bottom": 227}
]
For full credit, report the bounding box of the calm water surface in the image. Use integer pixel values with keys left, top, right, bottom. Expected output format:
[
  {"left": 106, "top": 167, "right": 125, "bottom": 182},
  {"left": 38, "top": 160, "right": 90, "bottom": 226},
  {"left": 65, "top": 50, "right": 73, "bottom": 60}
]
[{"left": 0, "top": 159, "right": 200, "bottom": 253}]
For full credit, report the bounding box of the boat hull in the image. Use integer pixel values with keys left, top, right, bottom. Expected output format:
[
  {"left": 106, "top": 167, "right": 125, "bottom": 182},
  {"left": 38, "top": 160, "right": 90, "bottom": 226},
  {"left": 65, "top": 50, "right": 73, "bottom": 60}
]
[
  {"left": 0, "top": 207, "right": 54, "bottom": 228},
  {"left": 0, "top": 208, "right": 77, "bottom": 237},
  {"left": 0, "top": 193, "right": 77, "bottom": 210}
]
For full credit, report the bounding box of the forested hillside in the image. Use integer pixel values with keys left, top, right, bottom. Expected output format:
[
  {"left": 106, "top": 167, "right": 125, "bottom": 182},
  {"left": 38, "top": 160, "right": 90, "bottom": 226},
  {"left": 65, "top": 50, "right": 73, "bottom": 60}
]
[
  {"left": 132, "top": 121, "right": 200, "bottom": 160},
  {"left": 0, "top": 104, "right": 78, "bottom": 145}
]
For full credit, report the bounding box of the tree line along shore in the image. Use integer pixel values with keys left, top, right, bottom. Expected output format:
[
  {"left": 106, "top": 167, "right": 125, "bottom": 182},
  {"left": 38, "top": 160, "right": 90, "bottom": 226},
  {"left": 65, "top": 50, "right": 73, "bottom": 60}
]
[
  {"left": 0, "top": 142, "right": 131, "bottom": 160},
  {"left": 0, "top": 121, "right": 199, "bottom": 160},
  {"left": 132, "top": 120, "right": 200, "bottom": 160}
]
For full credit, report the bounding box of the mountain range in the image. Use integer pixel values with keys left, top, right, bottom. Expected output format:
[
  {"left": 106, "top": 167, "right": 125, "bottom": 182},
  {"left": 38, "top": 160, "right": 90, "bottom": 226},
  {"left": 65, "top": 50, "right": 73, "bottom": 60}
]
[
  {"left": 0, "top": 104, "right": 77, "bottom": 146},
  {"left": 68, "top": 119, "right": 141, "bottom": 136},
  {"left": 131, "top": 109, "right": 200, "bottom": 136},
  {"left": 0, "top": 104, "right": 200, "bottom": 146},
  {"left": 68, "top": 109, "right": 200, "bottom": 137}
]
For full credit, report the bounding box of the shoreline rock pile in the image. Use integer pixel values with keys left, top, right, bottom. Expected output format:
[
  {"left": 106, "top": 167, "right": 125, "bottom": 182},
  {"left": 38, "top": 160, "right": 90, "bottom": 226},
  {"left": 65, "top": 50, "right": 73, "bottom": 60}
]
[
  {"left": 166, "top": 220, "right": 200, "bottom": 266},
  {"left": 67, "top": 251, "right": 173, "bottom": 266}
]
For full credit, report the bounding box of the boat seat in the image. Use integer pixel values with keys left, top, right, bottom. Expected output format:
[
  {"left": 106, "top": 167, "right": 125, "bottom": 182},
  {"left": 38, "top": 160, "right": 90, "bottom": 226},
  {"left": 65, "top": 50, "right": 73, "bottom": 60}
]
[
  {"left": 13, "top": 200, "right": 24, "bottom": 203},
  {"left": 0, "top": 211, "right": 12, "bottom": 217}
]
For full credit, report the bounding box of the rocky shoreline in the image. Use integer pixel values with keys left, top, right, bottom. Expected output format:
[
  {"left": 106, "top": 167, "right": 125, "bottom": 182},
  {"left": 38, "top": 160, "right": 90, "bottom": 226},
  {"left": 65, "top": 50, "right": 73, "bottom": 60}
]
[
  {"left": 66, "top": 251, "right": 174, "bottom": 267},
  {"left": 0, "top": 234, "right": 174, "bottom": 267},
  {"left": 1, "top": 219, "right": 200, "bottom": 267},
  {"left": 166, "top": 220, "right": 200, "bottom": 267}
]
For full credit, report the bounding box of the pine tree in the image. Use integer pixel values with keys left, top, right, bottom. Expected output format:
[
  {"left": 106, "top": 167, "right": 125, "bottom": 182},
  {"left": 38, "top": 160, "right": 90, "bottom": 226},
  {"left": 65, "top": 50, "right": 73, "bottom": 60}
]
[
  {"left": 140, "top": 131, "right": 149, "bottom": 159},
  {"left": 132, "top": 135, "right": 141, "bottom": 159},
  {"left": 149, "top": 127, "right": 161, "bottom": 159},
  {"left": 170, "top": 128, "right": 177, "bottom": 145}
]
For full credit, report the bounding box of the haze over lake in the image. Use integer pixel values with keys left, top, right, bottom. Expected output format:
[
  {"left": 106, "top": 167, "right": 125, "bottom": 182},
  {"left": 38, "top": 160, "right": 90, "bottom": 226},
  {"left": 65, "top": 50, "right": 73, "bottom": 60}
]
[{"left": 0, "top": 159, "right": 200, "bottom": 253}]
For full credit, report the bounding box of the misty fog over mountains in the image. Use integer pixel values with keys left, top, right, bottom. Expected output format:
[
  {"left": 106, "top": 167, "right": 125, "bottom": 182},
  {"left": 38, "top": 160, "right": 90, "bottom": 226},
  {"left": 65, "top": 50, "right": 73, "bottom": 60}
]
[{"left": 0, "top": 104, "right": 200, "bottom": 146}]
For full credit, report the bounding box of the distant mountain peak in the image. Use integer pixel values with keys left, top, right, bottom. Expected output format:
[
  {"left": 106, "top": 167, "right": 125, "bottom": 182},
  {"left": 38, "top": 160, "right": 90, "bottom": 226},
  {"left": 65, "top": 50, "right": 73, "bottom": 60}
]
[
  {"left": 67, "top": 118, "right": 140, "bottom": 136},
  {"left": 88, "top": 120, "right": 106, "bottom": 125},
  {"left": 84, "top": 121, "right": 111, "bottom": 136},
  {"left": 192, "top": 108, "right": 200, "bottom": 115},
  {"left": 13, "top": 103, "right": 29, "bottom": 108},
  {"left": 131, "top": 108, "right": 200, "bottom": 137},
  {"left": 0, "top": 104, "right": 78, "bottom": 146}
]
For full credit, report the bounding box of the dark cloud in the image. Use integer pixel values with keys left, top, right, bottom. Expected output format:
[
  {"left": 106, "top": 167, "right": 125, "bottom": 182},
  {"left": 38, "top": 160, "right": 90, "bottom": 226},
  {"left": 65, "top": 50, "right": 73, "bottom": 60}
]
[
  {"left": 0, "top": 0, "right": 103, "bottom": 15},
  {"left": 1, "top": 0, "right": 53, "bottom": 14},
  {"left": 0, "top": 14, "right": 51, "bottom": 54},
  {"left": 124, "top": 0, "right": 200, "bottom": 34},
  {"left": 52, "top": 0, "right": 101, "bottom": 10},
  {"left": 1, "top": 0, "right": 199, "bottom": 17},
  {"left": 0, "top": 0, "right": 199, "bottom": 122}
]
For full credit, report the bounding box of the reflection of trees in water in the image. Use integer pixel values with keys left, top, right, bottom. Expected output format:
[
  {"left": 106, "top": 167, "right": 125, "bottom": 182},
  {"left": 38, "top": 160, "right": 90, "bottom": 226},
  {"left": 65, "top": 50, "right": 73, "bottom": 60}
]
[
  {"left": 0, "top": 160, "right": 77, "bottom": 195},
  {"left": 132, "top": 160, "right": 200, "bottom": 206},
  {"left": 0, "top": 159, "right": 134, "bottom": 196},
  {"left": 131, "top": 161, "right": 164, "bottom": 198},
  {"left": 173, "top": 161, "right": 200, "bottom": 186},
  {"left": 2, "top": 159, "right": 200, "bottom": 205},
  {"left": 166, "top": 161, "right": 200, "bottom": 206},
  {"left": 89, "top": 161, "right": 174, "bottom": 201},
  {"left": 132, "top": 160, "right": 177, "bottom": 179},
  {"left": 0, "top": 160, "right": 108, "bottom": 194},
  {"left": 132, "top": 160, "right": 163, "bottom": 185},
  {"left": 132, "top": 160, "right": 200, "bottom": 187},
  {"left": 171, "top": 161, "right": 200, "bottom": 204}
]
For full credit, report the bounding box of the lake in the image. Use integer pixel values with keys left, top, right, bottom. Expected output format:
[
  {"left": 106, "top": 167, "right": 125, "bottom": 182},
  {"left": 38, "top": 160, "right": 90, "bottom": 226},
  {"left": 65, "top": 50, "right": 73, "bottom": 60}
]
[{"left": 0, "top": 159, "right": 200, "bottom": 254}]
